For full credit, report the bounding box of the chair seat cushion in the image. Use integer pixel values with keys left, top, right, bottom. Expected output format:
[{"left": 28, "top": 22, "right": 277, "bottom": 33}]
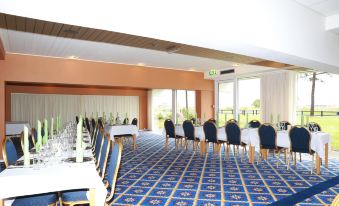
[
  {"left": 13, "top": 193, "right": 57, "bottom": 206},
  {"left": 61, "top": 190, "right": 88, "bottom": 202}
]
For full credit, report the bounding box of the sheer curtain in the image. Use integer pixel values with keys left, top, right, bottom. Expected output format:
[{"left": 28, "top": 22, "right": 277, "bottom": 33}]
[
  {"left": 11, "top": 93, "right": 139, "bottom": 128},
  {"left": 260, "top": 70, "right": 297, "bottom": 124}
]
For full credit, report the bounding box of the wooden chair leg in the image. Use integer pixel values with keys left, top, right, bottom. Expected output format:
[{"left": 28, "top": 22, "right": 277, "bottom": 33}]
[
  {"left": 299, "top": 153, "right": 302, "bottom": 162},
  {"left": 277, "top": 150, "right": 280, "bottom": 167},
  {"left": 294, "top": 152, "right": 297, "bottom": 167},
  {"left": 284, "top": 150, "right": 287, "bottom": 163},
  {"left": 257, "top": 149, "right": 261, "bottom": 165}
]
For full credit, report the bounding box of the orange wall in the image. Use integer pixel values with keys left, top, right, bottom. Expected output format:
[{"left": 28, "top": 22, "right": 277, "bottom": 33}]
[
  {"left": 1, "top": 54, "right": 213, "bottom": 90},
  {"left": 0, "top": 53, "right": 214, "bottom": 159},
  {"left": 5, "top": 84, "right": 148, "bottom": 129}
]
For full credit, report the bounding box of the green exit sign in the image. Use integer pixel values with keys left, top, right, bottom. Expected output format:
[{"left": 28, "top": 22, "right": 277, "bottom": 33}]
[{"left": 208, "top": 69, "right": 218, "bottom": 76}]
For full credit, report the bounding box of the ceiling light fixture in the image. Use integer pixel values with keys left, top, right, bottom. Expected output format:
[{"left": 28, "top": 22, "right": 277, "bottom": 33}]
[
  {"left": 165, "top": 45, "right": 180, "bottom": 54},
  {"left": 232, "top": 63, "right": 240, "bottom": 67},
  {"left": 68, "top": 55, "right": 79, "bottom": 59},
  {"left": 188, "top": 68, "right": 196, "bottom": 71},
  {"left": 137, "top": 63, "right": 145, "bottom": 66}
]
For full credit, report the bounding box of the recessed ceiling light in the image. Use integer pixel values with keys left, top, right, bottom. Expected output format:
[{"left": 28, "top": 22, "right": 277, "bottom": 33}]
[
  {"left": 188, "top": 68, "right": 196, "bottom": 71},
  {"left": 68, "top": 56, "right": 79, "bottom": 59},
  {"left": 165, "top": 45, "right": 180, "bottom": 54},
  {"left": 137, "top": 63, "right": 145, "bottom": 66},
  {"left": 232, "top": 63, "right": 240, "bottom": 67}
]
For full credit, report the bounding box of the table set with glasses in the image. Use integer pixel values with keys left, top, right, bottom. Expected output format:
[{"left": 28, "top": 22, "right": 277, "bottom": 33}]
[
  {"left": 168, "top": 122, "right": 330, "bottom": 175},
  {"left": 0, "top": 122, "right": 106, "bottom": 206},
  {"left": 242, "top": 127, "right": 330, "bottom": 174},
  {"left": 104, "top": 124, "right": 138, "bottom": 150}
]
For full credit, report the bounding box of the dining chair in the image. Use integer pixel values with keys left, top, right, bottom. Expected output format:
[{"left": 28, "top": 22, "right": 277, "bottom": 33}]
[
  {"left": 61, "top": 141, "right": 123, "bottom": 206},
  {"left": 12, "top": 193, "right": 58, "bottom": 206},
  {"left": 288, "top": 126, "right": 315, "bottom": 173},
  {"left": 307, "top": 122, "right": 322, "bottom": 132},
  {"left": 258, "top": 123, "right": 287, "bottom": 166},
  {"left": 85, "top": 117, "right": 91, "bottom": 134},
  {"left": 228, "top": 118, "right": 238, "bottom": 123},
  {"left": 98, "top": 134, "right": 111, "bottom": 179},
  {"left": 203, "top": 121, "right": 227, "bottom": 155},
  {"left": 164, "top": 119, "right": 184, "bottom": 150},
  {"left": 2, "top": 137, "right": 19, "bottom": 167},
  {"left": 123, "top": 117, "right": 129, "bottom": 125},
  {"left": 278, "top": 121, "right": 291, "bottom": 130},
  {"left": 183, "top": 120, "right": 200, "bottom": 153},
  {"left": 248, "top": 120, "right": 261, "bottom": 128},
  {"left": 94, "top": 130, "right": 104, "bottom": 165},
  {"left": 225, "top": 120, "right": 246, "bottom": 161},
  {"left": 20, "top": 132, "right": 34, "bottom": 152},
  {"left": 191, "top": 118, "right": 197, "bottom": 125},
  {"left": 131, "top": 118, "right": 138, "bottom": 126}
]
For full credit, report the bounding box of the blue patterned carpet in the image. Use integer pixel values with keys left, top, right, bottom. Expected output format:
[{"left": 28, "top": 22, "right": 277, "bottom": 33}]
[{"left": 111, "top": 132, "right": 339, "bottom": 206}]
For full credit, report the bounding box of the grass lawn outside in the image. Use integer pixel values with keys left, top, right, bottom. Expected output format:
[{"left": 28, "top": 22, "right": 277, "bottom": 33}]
[{"left": 297, "top": 115, "right": 339, "bottom": 151}]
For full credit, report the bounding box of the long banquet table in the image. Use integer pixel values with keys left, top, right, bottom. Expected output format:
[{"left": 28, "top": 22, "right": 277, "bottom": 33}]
[
  {"left": 0, "top": 130, "right": 107, "bottom": 206},
  {"left": 169, "top": 125, "right": 330, "bottom": 175},
  {"left": 104, "top": 124, "right": 138, "bottom": 150}
]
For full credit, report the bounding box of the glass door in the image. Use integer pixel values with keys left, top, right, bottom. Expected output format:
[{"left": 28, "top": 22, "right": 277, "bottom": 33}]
[
  {"left": 151, "top": 89, "right": 173, "bottom": 131},
  {"left": 218, "top": 81, "right": 234, "bottom": 126}
]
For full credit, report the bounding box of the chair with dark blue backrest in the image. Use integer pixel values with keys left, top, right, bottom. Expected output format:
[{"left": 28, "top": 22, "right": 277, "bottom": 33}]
[
  {"left": 94, "top": 131, "right": 104, "bottom": 164},
  {"left": 203, "top": 121, "right": 226, "bottom": 155},
  {"left": 248, "top": 120, "right": 261, "bottom": 128},
  {"left": 191, "top": 118, "right": 197, "bottom": 125},
  {"left": 258, "top": 123, "right": 287, "bottom": 166},
  {"left": 98, "top": 134, "right": 111, "bottom": 179},
  {"left": 183, "top": 120, "right": 200, "bottom": 153},
  {"left": 164, "top": 119, "right": 184, "bottom": 150},
  {"left": 288, "top": 126, "right": 315, "bottom": 173},
  {"left": 123, "top": 118, "right": 129, "bottom": 125},
  {"left": 131, "top": 118, "right": 138, "bottom": 126},
  {"left": 2, "top": 137, "right": 18, "bottom": 167},
  {"left": 12, "top": 192, "right": 58, "bottom": 206},
  {"left": 61, "top": 141, "right": 123, "bottom": 205},
  {"left": 85, "top": 117, "right": 91, "bottom": 133},
  {"left": 208, "top": 118, "right": 216, "bottom": 124},
  {"left": 307, "top": 122, "right": 321, "bottom": 132},
  {"left": 225, "top": 120, "right": 246, "bottom": 161}
]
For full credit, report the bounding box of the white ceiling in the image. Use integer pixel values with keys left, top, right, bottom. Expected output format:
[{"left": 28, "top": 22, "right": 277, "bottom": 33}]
[
  {"left": 0, "top": 29, "right": 238, "bottom": 72},
  {"left": 295, "top": 0, "right": 339, "bottom": 16}
]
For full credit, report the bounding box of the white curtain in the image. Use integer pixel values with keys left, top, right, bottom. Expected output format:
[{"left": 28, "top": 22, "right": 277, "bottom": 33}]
[
  {"left": 11, "top": 93, "right": 139, "bottom": 128},
  {"left": 260, "top": 70, "right": 297, "bottom": 124}
]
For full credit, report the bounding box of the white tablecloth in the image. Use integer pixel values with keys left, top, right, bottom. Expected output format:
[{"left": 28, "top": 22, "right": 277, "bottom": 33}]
[
  {"left": 6, "top": 122, "right": 31, "bottom": 136},
  {"left": 104, "top": 124, "right": 138, "bottom": 139},
  {"left": 242, "top": 128, "right": 330, "bottom": 159},
  {"left": 0, "top": 132, "right": 107, "bottom": 206}
]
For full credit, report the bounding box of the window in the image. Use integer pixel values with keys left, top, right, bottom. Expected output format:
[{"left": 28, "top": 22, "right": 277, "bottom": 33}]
[
  {"left": 151, "top": 89, "right": 196, "bottom": 131},
  {"left": 218, "top": 81, "right": 234, "bottom": 126},
  {"left": 151, "top": 89, "right": 173, "bottom": 131},
  {"left": 238, "top": 78, "right": 260, "bottom": 128},
  {"left": 296, "top": 73, "right": 339, "bottom": 151},
  {"left": 176, "top": 90, "right": 196, "bottom": 124}
]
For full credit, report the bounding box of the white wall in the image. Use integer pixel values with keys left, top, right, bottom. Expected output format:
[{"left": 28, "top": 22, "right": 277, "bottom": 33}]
[{"left": 11, "top": 93, "right": 139, "bottom": 128}]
